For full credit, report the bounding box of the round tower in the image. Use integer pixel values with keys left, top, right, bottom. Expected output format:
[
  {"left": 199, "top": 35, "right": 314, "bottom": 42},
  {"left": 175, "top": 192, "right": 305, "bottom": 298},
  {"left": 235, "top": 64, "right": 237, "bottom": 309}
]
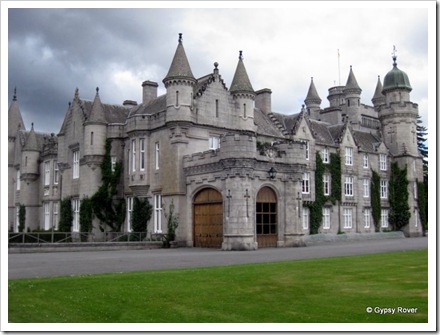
[
  {"left": 371, "top": 75, "right": 386, "bottom": 108},
  {"left": 304, "top": 77, "right": 322, "bottom": 119},
  {"left": 163, "top": 33, "right": 196, "bottom": 123},
  {"left": 230, "top": 51, "right": 256, "bottom": 132}
]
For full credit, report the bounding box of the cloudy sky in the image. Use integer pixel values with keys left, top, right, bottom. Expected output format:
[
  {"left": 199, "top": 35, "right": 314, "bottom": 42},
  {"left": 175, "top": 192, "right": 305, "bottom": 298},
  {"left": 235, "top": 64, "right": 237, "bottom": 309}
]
[{"left": 3, "top": 2, "right": 434, "bottom": 144}]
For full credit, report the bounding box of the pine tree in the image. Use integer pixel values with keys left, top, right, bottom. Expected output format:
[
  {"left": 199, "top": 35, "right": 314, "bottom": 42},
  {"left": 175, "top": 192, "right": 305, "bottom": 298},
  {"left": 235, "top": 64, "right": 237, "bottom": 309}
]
[{"left": 416, "top": 115, "right": 428, "bottom": 180}]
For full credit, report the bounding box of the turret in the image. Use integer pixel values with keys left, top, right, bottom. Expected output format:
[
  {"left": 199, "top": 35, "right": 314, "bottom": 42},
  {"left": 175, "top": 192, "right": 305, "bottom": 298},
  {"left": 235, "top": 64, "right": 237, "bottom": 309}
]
[
  {"left": 21, "top": 123, "right": 40, "bottom": 178},
  {"left": 343, "top": 66, "right": 362, "bottom": 125},
  {"left": 372, "top": 75, "right": 385, "bottom": 108},
  {"left": 84, "top": 87, "right": 107, "bottom": 156},
  {"left": 304, "top": 77, "right": 322, "bottom": 120},
  {"left": 230, "top": 51, "right": 256, "bottom": 131},
  {"left": 163, "top": 33, "right": 196, "bottom": 122}
]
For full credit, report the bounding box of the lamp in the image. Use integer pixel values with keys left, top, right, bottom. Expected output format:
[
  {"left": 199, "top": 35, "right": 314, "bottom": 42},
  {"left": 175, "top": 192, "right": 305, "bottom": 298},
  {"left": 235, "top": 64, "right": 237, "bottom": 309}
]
[{"left": 268, "top": 167, "right": 277, "bottom": 179}]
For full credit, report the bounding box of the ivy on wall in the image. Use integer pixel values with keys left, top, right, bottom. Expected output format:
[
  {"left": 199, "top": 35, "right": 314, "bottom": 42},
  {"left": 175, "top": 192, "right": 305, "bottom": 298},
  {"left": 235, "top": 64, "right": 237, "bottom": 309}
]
[
  {"left": 18, "top": 205, "right": 26, "bottom": 232},
  {"left": 389, "top": 162, "right": 410, "bottom": 231},
  {"left": 132, "top": 197, "right": 152, "bottom": 233},
  {"left": 91, "top": 139, "right": 125, "bottom": 232},
  {"left": 417, "top": 180, "right": 428, "bottom": 234},
  {"left": 79, "top": 197, "right": 94, "bottom": 234},
  {"left": 370, "top": 170, "right": 381, "bottom": 232},
  {"left": 59, "top": 197, "right": 73, "bottom": 232},
  {"left": 329, "top": 153, "right": 341, "bottom": 203}
]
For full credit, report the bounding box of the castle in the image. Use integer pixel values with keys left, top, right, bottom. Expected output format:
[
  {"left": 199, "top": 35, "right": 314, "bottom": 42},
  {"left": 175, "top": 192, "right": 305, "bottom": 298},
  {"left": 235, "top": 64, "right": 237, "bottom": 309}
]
[{"left": 8, "top": 34, "right": 424, "bottom": 250}]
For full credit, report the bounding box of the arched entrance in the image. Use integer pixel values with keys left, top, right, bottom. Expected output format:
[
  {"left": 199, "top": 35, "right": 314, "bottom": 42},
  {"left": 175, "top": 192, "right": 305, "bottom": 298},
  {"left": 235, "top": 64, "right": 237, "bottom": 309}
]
[
  {"left": 193, "top": 188, "right": 223, "bottom": 248},
  {"left": 256, "top": 187, "right": 278, "bottom": 248}
]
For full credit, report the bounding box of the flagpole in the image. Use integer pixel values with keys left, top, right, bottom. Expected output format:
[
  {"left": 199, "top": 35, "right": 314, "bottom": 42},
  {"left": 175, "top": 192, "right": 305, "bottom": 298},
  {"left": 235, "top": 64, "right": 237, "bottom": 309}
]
[{"left": 338, "top": 49, "right": 341, "bottom": 86}]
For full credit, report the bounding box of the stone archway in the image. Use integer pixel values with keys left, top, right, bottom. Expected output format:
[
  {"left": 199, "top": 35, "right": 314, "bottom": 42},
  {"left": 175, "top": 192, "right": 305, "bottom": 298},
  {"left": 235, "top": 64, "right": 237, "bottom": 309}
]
[
  {"left": 256, "top": 186, "right": 278, "bottom": 248},
  {"left": 193, "top": 188, "right": 223, "bottom": 248}
]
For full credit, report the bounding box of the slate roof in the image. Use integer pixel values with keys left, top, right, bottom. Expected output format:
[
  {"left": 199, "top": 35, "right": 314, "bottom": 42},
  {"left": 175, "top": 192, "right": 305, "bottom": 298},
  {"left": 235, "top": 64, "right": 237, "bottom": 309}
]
[
  {"left": 254, "top": 109, "right": 285, "bottom": 138},
  {"left": 352, "top": 130, "right": 382, "bottom": 153},
  {"left": 308, "top": 119, "right": 336, "bottom": 145},
  {"left": 344, "top": 66, "right": 362, "bottom": 93},
  {"left": 163, "top": 37, "right": 195, "bottom": 82},
  {"left": 304, "top": 78, "right": 322, "bottom": 105},
  {"left": 328, "top": 124, "right": 346, "bottom": 144},
  {"left": 19, "top": 129, "right": 55, "bottom": 152},
  {"left": 128, "top": 94, "right": 167, "bottom": 117},
  {"left": 81, "top": 100, "right": 130, "bottom": 124},
  {"left": 8, "top": 93, "right": 25, "bottom": 137},
  {"left": 230, "top": 52, "right": 254, "bottom": 94}
]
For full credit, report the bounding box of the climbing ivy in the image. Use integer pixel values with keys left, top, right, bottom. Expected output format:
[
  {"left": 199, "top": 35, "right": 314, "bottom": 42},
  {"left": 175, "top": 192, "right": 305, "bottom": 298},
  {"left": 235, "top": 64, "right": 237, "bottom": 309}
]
[
  {"left": 307, "top": 153, "right": 325, "bottom": 234},
  {"left": 79, "top": 197, "right": 94, "bottom": 234},
  {"left": 417, "top": 180, "right": 428, "bottom": 234},
  {"left": 18, "top": 205, "right": 26, "bottom": 232},
  {"left": 329, "top": 153, "right": 341, "bottom": 203},
  {"left": 164, "top": 199, "right": 179, "bottom": 247},
  {"left": 370, "top": 170, "right": 381, "bottom": 232},
  {"left": 59, "top": 197, "right": 73, "bottom": 232},
  {"left": 91, "top": 139, "right": 126, "bottom": 232},
  {"left": 388, "top": 162, "right": 410, "bottom": 231},
  {"left": 131, "top": 197, "right": 152, "bottom": 233}
]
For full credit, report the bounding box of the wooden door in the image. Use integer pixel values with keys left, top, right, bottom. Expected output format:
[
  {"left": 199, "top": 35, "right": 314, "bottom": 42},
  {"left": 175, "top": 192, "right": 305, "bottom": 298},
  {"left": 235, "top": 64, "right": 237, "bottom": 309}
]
[
  {"left": 193, "top": 188, "right": 223, "bottom": 248},
  {"left": 256, "top": 187, "right": 278, "bottom": 248}
]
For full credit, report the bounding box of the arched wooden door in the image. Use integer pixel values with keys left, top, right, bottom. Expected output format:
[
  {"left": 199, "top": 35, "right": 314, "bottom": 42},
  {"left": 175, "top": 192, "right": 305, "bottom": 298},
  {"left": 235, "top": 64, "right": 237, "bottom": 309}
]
[
  {"left": 193, "top": 188, "right": 223, "bottom": 248},
  {"left": 256, "top": 187, "right": 278, "bottom": 248}
]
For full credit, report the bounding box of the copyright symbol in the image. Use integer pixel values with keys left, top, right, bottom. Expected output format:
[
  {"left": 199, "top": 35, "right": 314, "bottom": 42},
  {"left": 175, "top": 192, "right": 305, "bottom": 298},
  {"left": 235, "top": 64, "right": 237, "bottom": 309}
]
[{"left": 366, "top": 307, "right": 373, "bottom": 313}]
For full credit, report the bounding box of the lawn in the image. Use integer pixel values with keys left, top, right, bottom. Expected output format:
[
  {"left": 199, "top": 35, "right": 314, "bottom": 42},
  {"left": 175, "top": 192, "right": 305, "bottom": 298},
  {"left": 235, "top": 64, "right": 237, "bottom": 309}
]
[{"left": 8, "top": 249, "right": 427, "bottom": 323}]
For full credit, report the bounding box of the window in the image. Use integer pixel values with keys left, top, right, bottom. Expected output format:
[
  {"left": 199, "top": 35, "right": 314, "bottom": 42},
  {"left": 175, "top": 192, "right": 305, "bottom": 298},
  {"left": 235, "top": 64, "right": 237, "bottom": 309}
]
[
  {"left": 131, "top": 139, "right": 136, "bottom": 173},
  {"left": 380, "top": 154, "right": 387, "bottom": 171},
  {"left": 176, "top": 91, "right": 179, "bottom": 106},
  {"left": 155, "top": 142, "right": 160, "bottom": 170},
  {"left": 111, "top": 156, "right": 117, "bottom": 173},
  {"left": 44, "top": 161, "right": 51, "bottom": 186},
  {"left": 323, "top": 207, "right": 331, "bottom": 229},
  {"left": 302, "top": 207, "right": 309, "bottom": 229},
  {"left": 380, "top": 179, "right": 388, "bottom": 199},
  {"left": 364, "top": 208, "right": 371, "bottom": 228},
  {"left": 414, "top": 209, "right": 419, "bottom": 228},
  {"left": 90, "top": 131, "right": 94, "bottom": 145},
  {"left": 302, "top": 172, "right": 310, "bottom": 194},
  {"left": 381, "top": 209, "right": 389, "bottom": 228},
  {"left": 414, "top": 182, "right": 418, "bottom": 200},
  {"left": 363, "top": 154, "right": 369, "bottom": 169},
  {"left": 16, "top": 170, "right": 20, "bottom": 191},
  {"left": 140, "top": 138, "right": 145, "bottom": 171},
  {"left": 304, "top": 141, "right": 310, "bottom": 160},
  {"left": 44, "top": 202, "right": 50, "bottom": 230},
  {"left": 345, "top": 147, "right": 353, "bottom": 165},
  {"left": 323, "top": 174, "right": 330, "bottom": 196},
  {"left": 72, "top": 199, "right": 80, "bottom": 232},
  {"left": 16, "top": 207, "right": 20, "bottom": 232},
  {"left": 73, "top": 150, "right": 80, "bottom": 179},
  {"left": 215, "top": 99, "right": 219, "bottom": 118},
  {"left": 209, "top": 136, "right": 220, "bottom": 150},
  {"left": 322, "top": 148, "right": 329, "bottom": 163},
  {"left": 243, "top": 103, "right": 247, "bottom": 118},
  {"left": 343, "top": 208, "right": 353, "bottom": 229},
  {"left": 344, "top": 176, "right": 353, "bottom": 196},
  {"left": 363, "top": 179, "right": 370, "bottom": 198},
  {"left": 52, "top": 202, "right": 59, "bottom": 230},
  {"left": 154, "top": 194, "right": 162, "bottom": 233},
  {"left": 53, "top": 160, "right": 59, "bottom": 184},
  {"left": 126, "top": 197, "right": 133, "bottom": 232}
]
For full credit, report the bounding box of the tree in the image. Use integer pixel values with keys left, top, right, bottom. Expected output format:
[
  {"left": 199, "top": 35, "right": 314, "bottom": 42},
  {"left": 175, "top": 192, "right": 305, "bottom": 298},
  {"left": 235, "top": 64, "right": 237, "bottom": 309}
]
[
  {"left": 388, "top": 162, "right": 410, "bottom": 231},
  {"left": 131, "top": 197, "right": 152, "bottom": 232},
  {"left": 18, "top": 205, "right": 26, "bottom": 232},
  {"left": 370, "top": 170, "right": 381, "bottom": 232},
  {"left": 164, "top": 199, "right": 179, "bottom": 247},
  {"left": 80, "top": 197, "right": 94, "bottom": 233},
  {"left": 91, "top": 139, "right": 125, "bottom": 232},
  {"left": 59, "top": 197, "right": 73, "bottom": 232}
]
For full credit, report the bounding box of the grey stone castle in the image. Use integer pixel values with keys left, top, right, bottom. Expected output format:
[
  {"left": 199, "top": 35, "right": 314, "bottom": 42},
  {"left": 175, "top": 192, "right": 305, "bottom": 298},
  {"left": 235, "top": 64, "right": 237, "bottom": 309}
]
[{"left": 8, "top": 34, "right": 424, "bottom": 250}]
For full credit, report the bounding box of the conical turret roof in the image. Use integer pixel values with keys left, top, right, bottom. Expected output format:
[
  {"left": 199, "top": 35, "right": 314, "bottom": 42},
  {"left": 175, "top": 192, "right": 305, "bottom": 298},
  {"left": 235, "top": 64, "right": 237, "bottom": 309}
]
[
  {"left": 23, "top": 123, "right": 40, "bottom": 152},
  {"left": 304, "top": 77, "right": 322, "bottom": 105},
  {"left": 372, "top": 75, "right": 385, "bottom": 104},
  {"left": 382, "top": 55, "right": 412, "bottom": 93},
  {"left": 88, "top": 87, "right": 106, "bottom": 123},
  {"left": 230, "top": 51, "right": 254, "bottom": 94},
  {"left": 344, "top": 66, "right": 362, "bottom": 94},
  {"left": 8, "top": 88, "right": 25, "bottom": 137},
  {"left": 163, "top": 34, "right": 195, "bottom": 83}
]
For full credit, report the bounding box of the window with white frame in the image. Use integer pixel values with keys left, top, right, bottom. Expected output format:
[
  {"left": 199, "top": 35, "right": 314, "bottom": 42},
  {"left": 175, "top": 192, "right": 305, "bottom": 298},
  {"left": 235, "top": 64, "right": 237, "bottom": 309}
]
[
  {"left": 364, "top": 208, "right": 371, "bottom": 228},
  {"left": 363, "top": 154, "right": 369, "bottom": 168},
  {"left": 323, "top": 207, "right": 331, "bottom": 229},
  {"left": 72, "top": 199, "right": 80, "bottom": 232},
  {"left": 380, "top": 154, "right": 387, "bottom": 171},
  {"left": 209, "top": 136, "right": 221, "bottom": 150},
  {"left": 155, "top": 142, "right": 160, "bottom": 170},
  {"left": 302, "top": 207, "right": 309, "bottom": 229},
  {"left": 363, "top": 178, "right": 370, "bottom": 198},
  {"left": 126, "top": 197, "right": 133, "bottom": 232},
  {"left": 16, "top": 207, "right": 20, "bottom": 232},
  {"left": 131, "top": 139, "right": 136, "bottom": 173},
  {"left": 323, "top": 174, "right": 330, "bottom": 196},
  {"left": 44, "top": 161, "right": 51, "bottom": 186},
  {"left": 322, "top": 147, "right": 329, "bottom": 163},
  {"left": 16, "top": 170, "right": 20, "bottom": 191},
  {"left": 344, "top": 176, "right": 353, "bottom": 196},
  {"left": 302, "top": 172, "right": 310, "bottom": 194},
  {"left": 52, "top": 202, "right": 59, "bottom": 230},
  {"left": 154, "top": 194, "right": 162, "bottom": 233},
  {"left": 414, "top": 181, "right": 418, "bottom": 199},
  {"left": 304, "top": 141, "right": 310, "bottom": 160},
  {"left": 72, "top": 150, "right": 80, "bottom": 179},
  {"left": 140, "top": 138, "right": 145, "bottom": 171},
  {"left": 414, "top": 208, "right": 419, "bottom": 228},
  {"left": 44, "top": 202, "right": 50, "bottom": 230},
  {"left": 345, "top": 147, "right": 353, "bottom": 165},
  {"left": 111, "top": 156, "right": 117, "bottom": 173},
  {"left": 343, "top": 208, "right": 353, "bottom": 229},
  {"left": 380, "top": 179, "right": 388, "bottom": 199},
  {"left": 53, "top": 160, "right": 58, "bottom": 184},
  {"left": 381, "top": 209, "right": 389, "bottom": 228}
]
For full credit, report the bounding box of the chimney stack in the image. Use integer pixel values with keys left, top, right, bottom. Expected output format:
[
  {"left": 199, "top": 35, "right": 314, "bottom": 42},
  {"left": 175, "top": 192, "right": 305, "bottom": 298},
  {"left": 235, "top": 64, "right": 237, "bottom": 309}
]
[
  {"left": 142, "top": 80, "right": 158, "bottom": 105},
  {"left": 255, "top": 88, "right": 272, "bottom": 114}
]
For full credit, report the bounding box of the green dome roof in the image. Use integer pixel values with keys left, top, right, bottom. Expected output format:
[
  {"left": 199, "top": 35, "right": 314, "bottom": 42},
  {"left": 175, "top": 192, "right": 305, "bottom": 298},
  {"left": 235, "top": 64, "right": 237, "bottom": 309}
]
[{"left": 382, "top": 57, "right": 412, "bottom": 93}]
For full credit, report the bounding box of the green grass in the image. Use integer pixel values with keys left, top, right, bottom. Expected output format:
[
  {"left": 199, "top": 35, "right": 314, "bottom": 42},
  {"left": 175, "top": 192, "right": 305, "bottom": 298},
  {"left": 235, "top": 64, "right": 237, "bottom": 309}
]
[{"left": 8, "top": 249, "right": 427, "bottom": 323}]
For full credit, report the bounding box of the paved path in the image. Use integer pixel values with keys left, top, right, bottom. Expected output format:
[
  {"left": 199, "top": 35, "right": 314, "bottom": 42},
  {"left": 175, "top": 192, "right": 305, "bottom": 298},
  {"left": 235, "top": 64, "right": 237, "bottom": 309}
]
[{"left": 8, "top": 237, "right": 428, "bottom": 279}]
